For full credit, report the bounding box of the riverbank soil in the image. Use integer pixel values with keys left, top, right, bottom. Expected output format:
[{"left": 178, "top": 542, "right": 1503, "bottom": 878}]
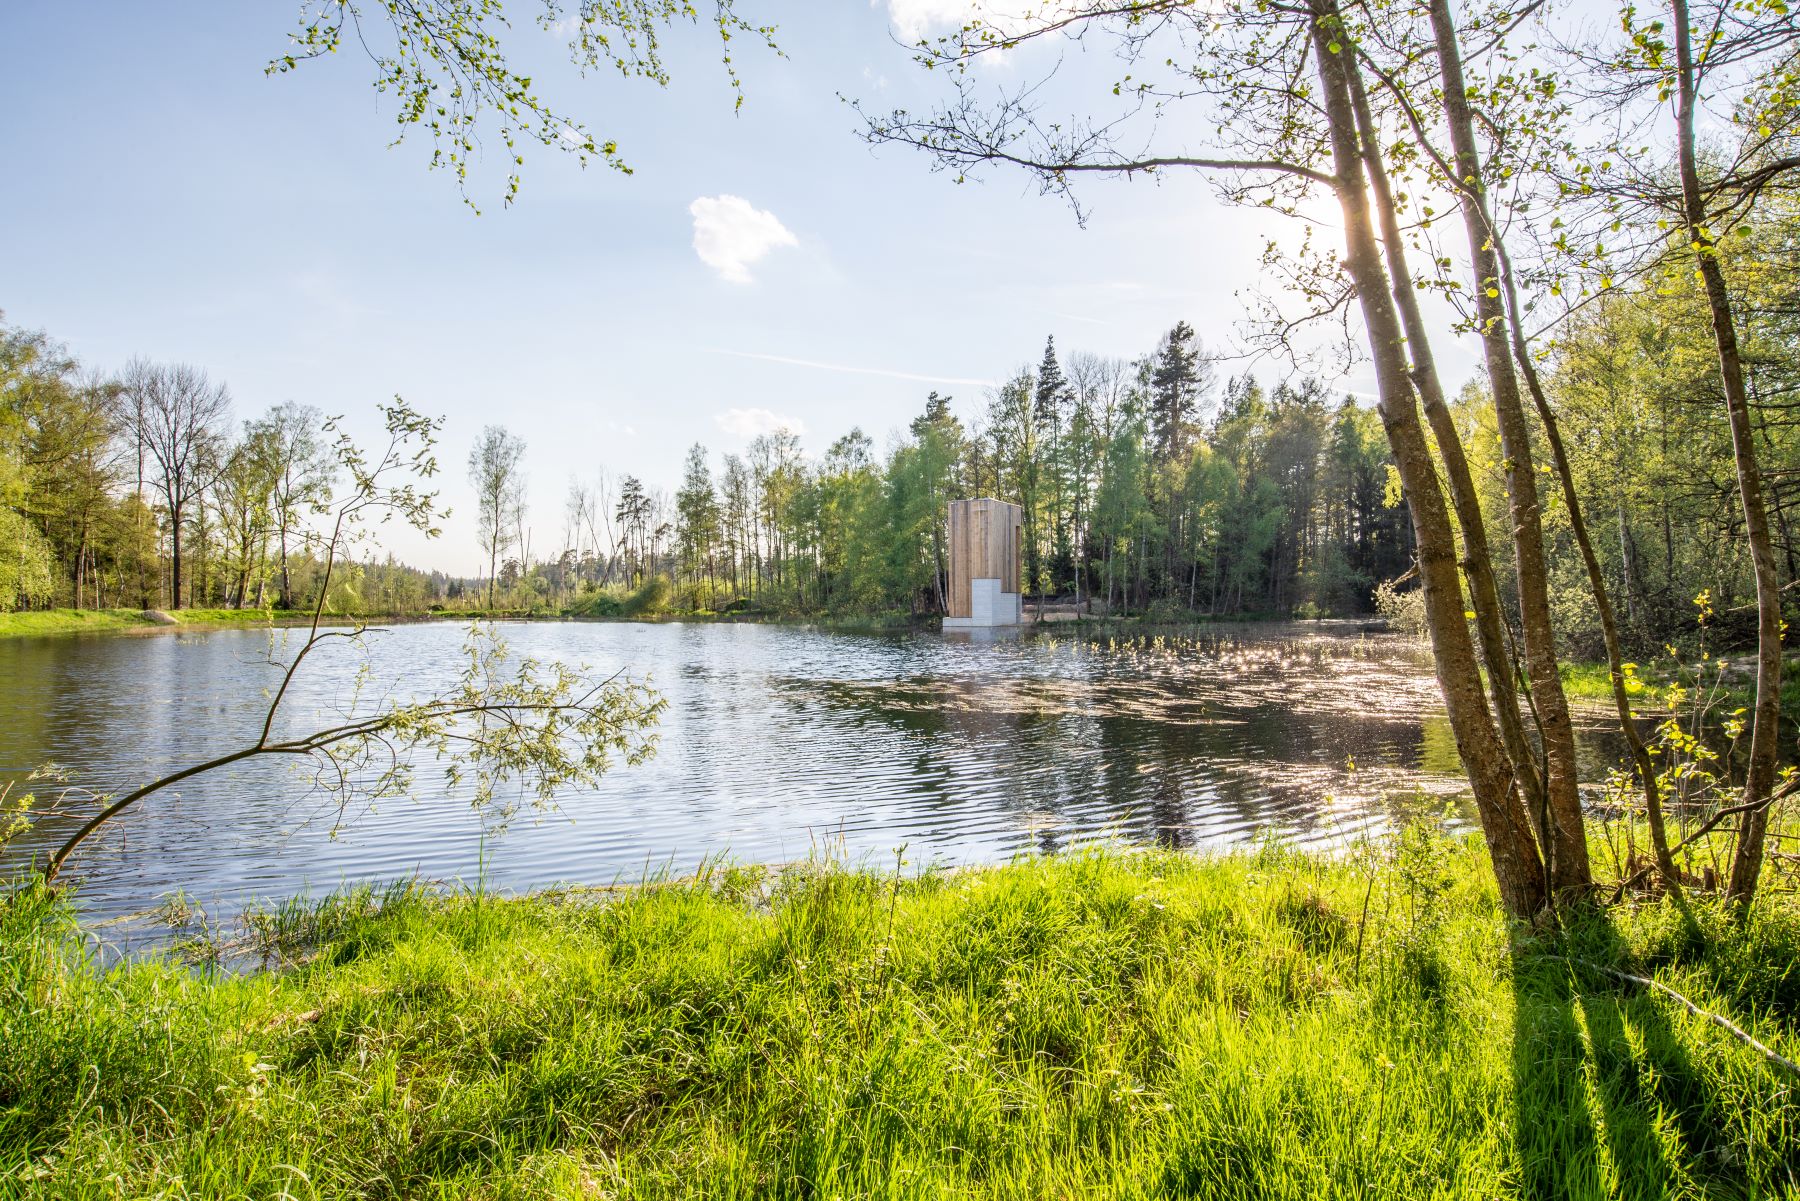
[{"left": 4, "top": 840, "right": 1798, "bottom": 1197}]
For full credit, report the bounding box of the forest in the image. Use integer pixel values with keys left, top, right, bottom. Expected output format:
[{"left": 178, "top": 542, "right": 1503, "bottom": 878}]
[{"left": 5, "top": 264, "right": 1793, "bottom": 662}]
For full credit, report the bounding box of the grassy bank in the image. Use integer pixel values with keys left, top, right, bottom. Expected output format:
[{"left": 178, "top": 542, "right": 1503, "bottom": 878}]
[
  {"left": 5, "top": 839, "right": 1799, "bottom": 1198},
  {"left": 0, "top": 608, "right": 164, "bottom": 638},
  {"left": 0, "top": 608, "right": 527, "bottom": 640},
  {"left": 1, "top": 603, "right": 1358, "bottom": 642},
  {"left": 0, "top": 608, "right": 330, "bottom": 639},
  {"left": 1559, "top": 656, "right": 1800, "bottom": 722}
]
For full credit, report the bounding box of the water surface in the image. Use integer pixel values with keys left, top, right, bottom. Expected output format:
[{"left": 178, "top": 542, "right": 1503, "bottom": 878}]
[{"left": 0, "top": 620, "right": 1620, "bottom": 928}]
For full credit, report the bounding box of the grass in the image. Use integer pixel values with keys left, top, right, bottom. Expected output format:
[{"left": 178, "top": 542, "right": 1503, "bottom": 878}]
[
  {"left": 0, "top": 607, "right": 552, "bottom": 640},
  {"left": 1559, "top": 656, "right": 1800, "bottom": 724},
  {"left": 172, "top": 606, "right": 309, "bottom": 626},
  {"left": 4, "top": 836, "right": 1799, "bottom": 1198},
  {"left": 0, "top": 608, "right": 163, "bottom": 638},
  {"left": 0, "top": 607, "right": 334, "bottom": 639}
]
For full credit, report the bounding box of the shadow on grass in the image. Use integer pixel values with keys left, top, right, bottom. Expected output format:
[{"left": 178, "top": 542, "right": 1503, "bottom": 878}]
[{"left": 1511, "top": 903, "right": 1759, "bottom": 1200}]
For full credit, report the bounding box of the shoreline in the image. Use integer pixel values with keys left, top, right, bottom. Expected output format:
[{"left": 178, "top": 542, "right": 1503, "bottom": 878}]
[{"left": 0, "top": 605, "right": 1391, "bottom": 642}]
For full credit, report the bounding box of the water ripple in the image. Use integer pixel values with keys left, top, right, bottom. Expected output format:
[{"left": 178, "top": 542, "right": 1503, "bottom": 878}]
[{"left": 0, "top": 620, "right": 1627, "bottom": 935}]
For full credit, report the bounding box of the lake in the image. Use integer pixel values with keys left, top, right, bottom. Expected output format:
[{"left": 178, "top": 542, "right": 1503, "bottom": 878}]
[{"left": 0, "top": 619, "right": 1625, "bottom": 930}]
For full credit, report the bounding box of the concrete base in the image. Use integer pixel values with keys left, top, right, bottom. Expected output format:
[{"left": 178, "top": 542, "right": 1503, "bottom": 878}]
[{"left": 943, "top": 577, "right": 1021, "bottom": 628}]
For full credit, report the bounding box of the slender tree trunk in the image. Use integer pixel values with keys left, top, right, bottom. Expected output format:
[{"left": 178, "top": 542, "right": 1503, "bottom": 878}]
[
  {"left": 1427, "top": 0, "right": 1591, "bottom": 897},
  {"left": 75, "top": 525, "right": 89, "bottom": 609},
  {"left": 169, "top": 503, "right": 184, "bottom": 610},
  {"left": 1618, "top": 505, "right": 1638, "bottom": 628},
  {"left": 1673, "top": 0, "right": 1785, "bottom": 903},
  {"left": 1315, "top": 2, "right": 1547, "bottom": 917},
  {"left": 1482, "top": 226, "right": 1682, "bottom": 887},
  {"left": 1346, "top": 63, "right": 1551, "bottom": 846},
  {"left": 279, "top": 518, "right": 294, "bottom": 610}
]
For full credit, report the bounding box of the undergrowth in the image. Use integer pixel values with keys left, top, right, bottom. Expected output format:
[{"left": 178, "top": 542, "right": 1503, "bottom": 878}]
[{"left": 3, "top": 839, "right": 1798, "bottom": 1198}]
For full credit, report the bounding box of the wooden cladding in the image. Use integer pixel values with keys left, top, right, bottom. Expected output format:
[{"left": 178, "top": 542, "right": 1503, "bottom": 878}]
[{"left": 947, "top": 498, "right": 1023, "bottom": 618}]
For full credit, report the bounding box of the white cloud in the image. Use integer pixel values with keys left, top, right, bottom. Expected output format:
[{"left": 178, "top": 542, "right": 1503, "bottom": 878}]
[
  {"left": 715, "top": 407, "right": 806, "bottom": 439},
  {"left": 880, "top": 0, "right": 1067, "bottom": 42},
  {"left": 688, "top": 195, "right": 797, "bottom": 284}
]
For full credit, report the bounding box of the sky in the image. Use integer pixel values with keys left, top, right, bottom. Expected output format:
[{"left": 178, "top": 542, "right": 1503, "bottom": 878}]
[{"left": 0, "top": 1, "right": 1489, "bottom": 574}]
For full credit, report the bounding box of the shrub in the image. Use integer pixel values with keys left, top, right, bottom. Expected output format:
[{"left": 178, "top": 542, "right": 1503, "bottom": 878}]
[
  {"left": 620, "top": 576, "right": 671, "bottom": 617},
  {"left": 1373, "top": 576, "right": 1427, "bottom": 635}
]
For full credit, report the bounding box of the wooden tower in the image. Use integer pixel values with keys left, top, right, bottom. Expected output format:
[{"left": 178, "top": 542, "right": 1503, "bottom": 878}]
[{"left": 943, "top": 498, "right": 1023, "bottom": 628}]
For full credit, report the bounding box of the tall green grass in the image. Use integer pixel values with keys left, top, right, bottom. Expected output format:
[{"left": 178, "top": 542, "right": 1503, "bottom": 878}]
[
  {"left": 4, "top": 838, "right": 1798, "bottom": 1198},
  {"left": 1557, "top": 656, "right": 1800, "bottom": 722},
  {"left": 0, "top": 609, "right": 162, "bottom": 638}
]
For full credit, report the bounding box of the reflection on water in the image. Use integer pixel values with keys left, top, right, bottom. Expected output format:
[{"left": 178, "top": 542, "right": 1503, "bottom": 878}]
[{"left": 0, "top": 620, "right": 1626, "bottom": 929}]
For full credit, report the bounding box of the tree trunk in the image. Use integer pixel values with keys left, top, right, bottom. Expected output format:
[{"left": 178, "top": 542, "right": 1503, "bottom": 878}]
[
  {"left": 74, "top": 525, "right": 90, "bottom": 609},
  {"left": 279, "top": 520, "right": 294, "bottom": 610},
  {"left": 1427, "top": 0, "right": 1591, "bottom": 898},
  {"left": 170, "top": 504, "right": 184, "bottom": 610},
  {"left": 1673, "top": 0, "right": 1784, "bottom": 903},
  {"left": 1618, "top": 504, "right": 1638, "bottom": 629},
  {"left": 1492, "top": 231, "right": 1679, "bottom": 888},
  {"left": 1346, "top": 62, "right": 1551, "bottom": 850},
  {"left": 1314, "top": 2, "right": 1547, "bottom": 918}
]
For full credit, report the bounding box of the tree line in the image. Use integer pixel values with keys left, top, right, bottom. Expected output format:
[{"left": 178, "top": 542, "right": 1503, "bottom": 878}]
[
  {"left": 0, "top": 325, "right": 466, "bottom": 615},
  {"left": 5, "top": 291, "right": 1792, "bottom": 663},
  {"left": 447, "top": 326, "right": 1411, "bottom": 622}
]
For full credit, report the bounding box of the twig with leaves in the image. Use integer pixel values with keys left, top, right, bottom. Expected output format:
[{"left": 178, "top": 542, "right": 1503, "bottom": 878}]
[{"left": 30, "top": 398, "right": 663, "bottom": 889}]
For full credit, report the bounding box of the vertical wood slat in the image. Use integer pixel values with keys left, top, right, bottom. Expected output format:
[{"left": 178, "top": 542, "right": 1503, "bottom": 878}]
[
  {"left": 947, "top": 499, "right": 969, "bottom": 618},
  {"left": 947, "top": 498, "right": 1023, "bottom": 621}
]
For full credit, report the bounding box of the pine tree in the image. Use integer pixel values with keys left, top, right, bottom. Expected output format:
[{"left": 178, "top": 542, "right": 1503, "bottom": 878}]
[
  {"left": 614, "top": 475, "right": 650, "bottom": 585},
  {"left": 674, "top": 444, "right": 719, "bottom": 596},
  {"left": 1033, "top": 338, "right": 1068, "bottom": 428},
  {"left": 1035, "top": 336, "right": 1074, "bottom": 591},
  {"left": 917, "top": 390, "right": 954, "bottom": 431},
  {"left": 1149, "top": 321, "right": 1204, "bottom": 467}
]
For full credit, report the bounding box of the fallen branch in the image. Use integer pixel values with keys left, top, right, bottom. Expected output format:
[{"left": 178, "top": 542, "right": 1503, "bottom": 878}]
[{"left": 1542, "top": 953, "right": 1800, "bottom": 1078}]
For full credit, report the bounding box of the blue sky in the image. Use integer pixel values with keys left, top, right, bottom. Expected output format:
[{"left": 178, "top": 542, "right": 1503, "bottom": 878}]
[{"left": 1, "top": 2, "right": 1481, "bottom": 572}]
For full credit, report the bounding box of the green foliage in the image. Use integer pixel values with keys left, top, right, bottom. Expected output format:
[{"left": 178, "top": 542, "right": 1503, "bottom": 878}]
[
  {"left": 1518, "top": 202, "right": 1800, "bottom": 660},
  {"left": 0, "top": 506, "right": 53, "bottom": 610},
  {"left": 270, "top": 1, "right": 780, "bottom": 209},
  {"left": 620, "top": 575, "right": 671, "bottom": 617},
  {"left": 1374, "top": 577, "right": 1427, "bottom": 635},
  {"left": 0, "top": 322, "right": 151, "bottom": 612},
  {"left": 597, "top": 333, "right": 1413, "bottom": 622},
  {"left": 4, "top": 841, "right": 1799, "bottom": 1196},
  {"left": 0, "top": 308, "right": 1417, "bottom": 626}
]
